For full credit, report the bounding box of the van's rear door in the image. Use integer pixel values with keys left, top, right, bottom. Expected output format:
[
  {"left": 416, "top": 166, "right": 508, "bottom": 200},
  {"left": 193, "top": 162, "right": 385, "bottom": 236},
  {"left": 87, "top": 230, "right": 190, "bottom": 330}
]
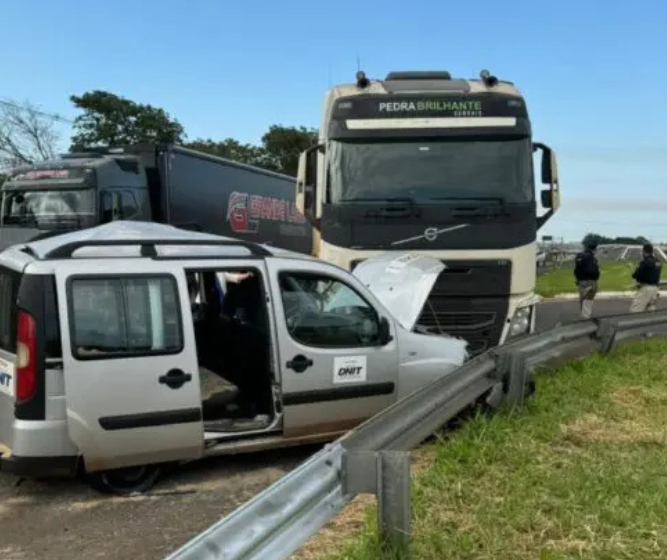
[
  {"left": 0, "top": 265, "right": 20, "bottom": 449},
  {"left": 54, "top": 260, "right": 204, "bottom": 472}
]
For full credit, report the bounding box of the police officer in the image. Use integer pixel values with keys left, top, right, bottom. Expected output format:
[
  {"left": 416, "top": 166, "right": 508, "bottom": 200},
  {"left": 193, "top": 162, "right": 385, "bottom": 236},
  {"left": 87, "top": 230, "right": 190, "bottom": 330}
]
[
  {"left": 630, "top": 243, "right": 662, "bottom": 313},
  {"left": 574, "top": 240, "right": 600, "bottom": 319}
]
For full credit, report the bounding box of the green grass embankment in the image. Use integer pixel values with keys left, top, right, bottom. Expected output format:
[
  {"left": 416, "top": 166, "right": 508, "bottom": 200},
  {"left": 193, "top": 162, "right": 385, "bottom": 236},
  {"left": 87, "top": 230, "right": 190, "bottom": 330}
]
[
  {"left": 303, "top": 339, "right": 667, "bottom": 560},
  {"left": 537, "top": 260, "right": 636, "bottom": 298}
]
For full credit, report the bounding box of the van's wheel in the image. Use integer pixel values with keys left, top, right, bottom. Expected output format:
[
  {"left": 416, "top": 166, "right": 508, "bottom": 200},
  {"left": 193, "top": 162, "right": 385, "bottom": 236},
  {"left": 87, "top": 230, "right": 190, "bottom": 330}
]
[{"left": 87, "top": 464, "right": 162, "bottom": 495}]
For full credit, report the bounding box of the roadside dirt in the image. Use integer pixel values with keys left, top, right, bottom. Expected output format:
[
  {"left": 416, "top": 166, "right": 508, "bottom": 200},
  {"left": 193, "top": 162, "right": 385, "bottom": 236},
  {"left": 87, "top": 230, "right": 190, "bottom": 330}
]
[{"left": 0, "top": 445, "right": 320, "bottom": 560}]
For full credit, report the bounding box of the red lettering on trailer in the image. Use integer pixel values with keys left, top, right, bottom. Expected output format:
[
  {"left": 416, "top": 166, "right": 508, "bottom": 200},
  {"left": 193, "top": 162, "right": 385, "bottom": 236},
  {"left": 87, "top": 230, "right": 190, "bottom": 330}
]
[{"left": 227, "top": 191, "right": 306, "bottom": 234}]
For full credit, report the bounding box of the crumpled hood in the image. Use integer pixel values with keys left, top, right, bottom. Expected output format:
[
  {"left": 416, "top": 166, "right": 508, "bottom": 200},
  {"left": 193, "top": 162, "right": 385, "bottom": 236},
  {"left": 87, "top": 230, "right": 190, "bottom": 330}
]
[{"left": 352, "top": 253, "right": 445, "bottom": 332}]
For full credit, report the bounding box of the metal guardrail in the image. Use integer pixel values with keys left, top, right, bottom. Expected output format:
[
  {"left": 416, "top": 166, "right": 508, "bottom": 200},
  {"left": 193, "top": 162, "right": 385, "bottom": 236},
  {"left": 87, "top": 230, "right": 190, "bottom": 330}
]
[{"left": 163, "top": 310, "right": 667, "bottom": 560}]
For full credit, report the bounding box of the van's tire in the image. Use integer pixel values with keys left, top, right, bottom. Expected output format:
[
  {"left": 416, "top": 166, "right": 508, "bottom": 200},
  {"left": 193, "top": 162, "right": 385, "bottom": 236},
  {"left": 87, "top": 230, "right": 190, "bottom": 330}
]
[{"left": 87, "top": 464, "right": 162, "bottom": 495}]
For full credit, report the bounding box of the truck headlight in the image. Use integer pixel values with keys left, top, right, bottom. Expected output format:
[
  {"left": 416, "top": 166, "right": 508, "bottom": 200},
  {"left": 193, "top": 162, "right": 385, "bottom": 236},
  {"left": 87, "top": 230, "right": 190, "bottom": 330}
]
[{"left": 508, "top": 305, "right": 533, "bottom": 338}]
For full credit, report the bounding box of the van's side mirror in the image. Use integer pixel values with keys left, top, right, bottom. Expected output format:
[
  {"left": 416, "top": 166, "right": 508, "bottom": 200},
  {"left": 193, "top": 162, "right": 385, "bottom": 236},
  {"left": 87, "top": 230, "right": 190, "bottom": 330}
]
[{"left": 378, "top": 316, "right": 393, "bottom": 345}]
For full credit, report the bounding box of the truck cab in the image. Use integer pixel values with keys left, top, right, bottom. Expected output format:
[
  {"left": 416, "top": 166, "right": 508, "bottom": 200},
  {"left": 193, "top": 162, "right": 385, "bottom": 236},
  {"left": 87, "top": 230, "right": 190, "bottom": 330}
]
[
  {"left": 0, "top": 151, "right": 151, "bottom": 251},
  {"left": 296, "top": 69, "right": 561, "bottom": 355},
  {"left": 0, "top": 221, "right": 467, "bottom": 494}
]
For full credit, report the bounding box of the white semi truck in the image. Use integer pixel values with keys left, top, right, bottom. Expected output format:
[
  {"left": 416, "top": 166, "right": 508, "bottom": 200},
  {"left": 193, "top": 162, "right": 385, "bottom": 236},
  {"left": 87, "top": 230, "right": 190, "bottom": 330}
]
[{"left": 295, "top": 69, "right": 561, "bottom": 355}]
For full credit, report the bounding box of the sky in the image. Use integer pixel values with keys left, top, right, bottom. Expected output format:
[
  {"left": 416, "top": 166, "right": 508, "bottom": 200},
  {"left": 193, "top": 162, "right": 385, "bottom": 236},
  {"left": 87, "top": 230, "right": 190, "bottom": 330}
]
[{"left": 1, "top": 0, "right": 666, "bottom": 242}]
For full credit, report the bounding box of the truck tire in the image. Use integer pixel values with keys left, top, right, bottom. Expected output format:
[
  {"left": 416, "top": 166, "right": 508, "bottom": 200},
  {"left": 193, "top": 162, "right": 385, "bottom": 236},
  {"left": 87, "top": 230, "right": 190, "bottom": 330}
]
[{"left": 87, "top": 464, "right": 162, "bottom": 495}]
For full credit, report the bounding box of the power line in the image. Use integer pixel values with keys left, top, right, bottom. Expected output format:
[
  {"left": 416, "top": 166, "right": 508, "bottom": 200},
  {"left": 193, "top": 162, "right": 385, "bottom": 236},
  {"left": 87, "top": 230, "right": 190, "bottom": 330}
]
[{"left": 0, "top": 97, "right": 74, "bottom": 124}]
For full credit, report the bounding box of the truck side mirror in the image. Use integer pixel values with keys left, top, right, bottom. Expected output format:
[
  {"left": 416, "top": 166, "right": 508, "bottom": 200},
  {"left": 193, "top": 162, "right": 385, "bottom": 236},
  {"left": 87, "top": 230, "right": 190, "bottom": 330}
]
[
  {"left": 533, "top": 142, "right": 560, "bottom": 215},
  {"left": 378, "top": 316, "right": 393, "bottom": 345},
  {"left": 296, "top": 144, "right": 324, "bottom": 225},
  {"left": 540, "top": 189, "right": 552, "bottom": 208}
]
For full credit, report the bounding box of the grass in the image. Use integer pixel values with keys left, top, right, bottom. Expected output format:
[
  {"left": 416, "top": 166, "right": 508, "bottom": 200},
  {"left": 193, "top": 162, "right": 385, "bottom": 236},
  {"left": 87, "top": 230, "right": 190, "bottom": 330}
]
[
  {"left": 536, "top": 260, "right": 637, "bottom": 298},
  {"left": 298, "top": 338, "right": 667, "bottom": 560}
]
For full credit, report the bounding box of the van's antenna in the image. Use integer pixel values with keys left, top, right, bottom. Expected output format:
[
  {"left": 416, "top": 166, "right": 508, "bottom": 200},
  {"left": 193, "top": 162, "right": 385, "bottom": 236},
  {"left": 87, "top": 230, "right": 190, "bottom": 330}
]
[{"left": 356, "top": 55, "right": 361, "bottom": 71}]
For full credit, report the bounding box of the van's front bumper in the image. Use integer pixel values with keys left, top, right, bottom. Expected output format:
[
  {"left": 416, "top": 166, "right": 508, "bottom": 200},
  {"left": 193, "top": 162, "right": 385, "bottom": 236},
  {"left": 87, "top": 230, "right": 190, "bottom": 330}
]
[{"left": 0, "top": 445, "right": 78, "bottom": 478}]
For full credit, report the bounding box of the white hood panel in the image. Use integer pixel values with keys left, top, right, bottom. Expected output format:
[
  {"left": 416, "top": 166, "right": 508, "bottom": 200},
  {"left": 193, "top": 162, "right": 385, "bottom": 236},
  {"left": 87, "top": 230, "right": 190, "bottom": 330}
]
[{"left": 352, "top": 253, "right": 446, "bottom": 332}]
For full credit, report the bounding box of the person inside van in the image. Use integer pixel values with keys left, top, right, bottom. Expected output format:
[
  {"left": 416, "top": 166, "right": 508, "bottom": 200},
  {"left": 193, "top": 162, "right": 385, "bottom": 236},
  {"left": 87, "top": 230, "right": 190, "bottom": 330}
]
[{"left": 193, "top": 269, "right": 272, "bottom": 420}]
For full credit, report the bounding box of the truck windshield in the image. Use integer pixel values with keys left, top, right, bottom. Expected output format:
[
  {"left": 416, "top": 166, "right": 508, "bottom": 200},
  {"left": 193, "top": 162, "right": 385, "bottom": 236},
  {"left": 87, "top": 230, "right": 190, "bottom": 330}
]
[
  {"left": 328, "top": 137, "right": 534, "bottom": 204},
  {"left": 0, "top": 189, "right": 95, "bottom": 227}
]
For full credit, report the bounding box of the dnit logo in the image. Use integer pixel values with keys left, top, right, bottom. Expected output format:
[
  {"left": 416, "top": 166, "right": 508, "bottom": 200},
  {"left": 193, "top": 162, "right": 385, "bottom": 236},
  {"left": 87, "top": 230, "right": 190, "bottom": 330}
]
[{"left": 227, "top": 192, "right": 259, "bottom": 234}]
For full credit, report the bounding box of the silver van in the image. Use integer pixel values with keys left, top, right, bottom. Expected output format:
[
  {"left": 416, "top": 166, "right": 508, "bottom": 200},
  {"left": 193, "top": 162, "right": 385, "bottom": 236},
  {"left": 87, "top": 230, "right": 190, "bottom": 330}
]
[{"left": 0, "top": 221, "right": 467, "bottom": 494}]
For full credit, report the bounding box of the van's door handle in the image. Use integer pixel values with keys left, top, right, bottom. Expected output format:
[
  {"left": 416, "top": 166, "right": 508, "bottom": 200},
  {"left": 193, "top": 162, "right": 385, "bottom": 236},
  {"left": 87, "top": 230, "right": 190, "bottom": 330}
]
[
  {"left": 159, "top": 369, "right": 192, "bottom": 389},
  {"left": 286, "top": 355, "right": 313, "bottom": 374}
]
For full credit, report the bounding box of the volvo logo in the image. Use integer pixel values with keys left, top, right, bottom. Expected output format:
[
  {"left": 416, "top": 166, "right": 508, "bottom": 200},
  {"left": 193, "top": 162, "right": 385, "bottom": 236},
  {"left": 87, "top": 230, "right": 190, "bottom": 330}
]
[{"left": 392, "top": 224, "right": 470, "bottom": 246}]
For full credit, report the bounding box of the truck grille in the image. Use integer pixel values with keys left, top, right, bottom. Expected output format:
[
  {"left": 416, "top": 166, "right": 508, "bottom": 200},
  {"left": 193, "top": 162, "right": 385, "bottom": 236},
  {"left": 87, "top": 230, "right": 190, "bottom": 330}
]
[
  {"left": 417, "top": 296, "right": 509, "bottom": 356},
  {"left": 351, "top": 257, "right": 513, "bottom": 356}
]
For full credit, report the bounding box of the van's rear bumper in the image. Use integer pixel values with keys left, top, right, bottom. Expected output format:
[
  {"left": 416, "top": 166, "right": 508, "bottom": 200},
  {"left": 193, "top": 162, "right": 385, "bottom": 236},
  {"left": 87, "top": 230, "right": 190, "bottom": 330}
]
[{"left": 0, "top": 450, "right": 78, "bottom": 478}]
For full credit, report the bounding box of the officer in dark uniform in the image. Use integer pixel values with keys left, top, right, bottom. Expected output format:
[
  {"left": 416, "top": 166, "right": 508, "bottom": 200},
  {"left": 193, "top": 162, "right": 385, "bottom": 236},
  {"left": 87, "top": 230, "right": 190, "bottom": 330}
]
[
  {"left": 574, "top": 240, "right": 600, "bottom": 318},
  {"left": 630, "top": 243, "right": 662, "bottom": 312}
]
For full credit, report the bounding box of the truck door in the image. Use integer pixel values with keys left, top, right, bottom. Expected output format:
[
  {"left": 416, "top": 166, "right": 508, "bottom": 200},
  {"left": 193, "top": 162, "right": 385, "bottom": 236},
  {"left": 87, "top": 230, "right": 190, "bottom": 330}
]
[
  {"left": 54, "top": 261, "right": 204, "bottom": 472},
  {"left": 266, "top": 258, "right": 399, "bottom": 437}
]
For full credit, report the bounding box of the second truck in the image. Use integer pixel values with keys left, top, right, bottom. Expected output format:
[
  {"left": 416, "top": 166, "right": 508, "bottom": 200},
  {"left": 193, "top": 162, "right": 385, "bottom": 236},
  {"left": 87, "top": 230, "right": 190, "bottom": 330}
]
[
  {"left": 295, "top": 69, "right": 561, "bottom": 355},
  {"left": 0, "top": 144, "right": 313, "bottom": 253}
]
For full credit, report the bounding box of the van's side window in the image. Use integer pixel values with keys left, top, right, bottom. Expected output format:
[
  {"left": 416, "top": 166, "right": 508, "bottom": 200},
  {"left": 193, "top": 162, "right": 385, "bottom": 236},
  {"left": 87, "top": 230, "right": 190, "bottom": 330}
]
[
  {"left": 69, "top": 276, "right": 182, "bottom": 360},
  {"left": 278, "top": 272, "right": 381, "bottom": 348}
]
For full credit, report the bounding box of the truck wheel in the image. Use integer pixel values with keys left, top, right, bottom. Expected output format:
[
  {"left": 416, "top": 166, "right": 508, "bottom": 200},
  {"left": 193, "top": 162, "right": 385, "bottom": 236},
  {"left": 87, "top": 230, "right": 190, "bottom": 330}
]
[{"left": 87, "top": 464, "right": 162, "bottom": 495}]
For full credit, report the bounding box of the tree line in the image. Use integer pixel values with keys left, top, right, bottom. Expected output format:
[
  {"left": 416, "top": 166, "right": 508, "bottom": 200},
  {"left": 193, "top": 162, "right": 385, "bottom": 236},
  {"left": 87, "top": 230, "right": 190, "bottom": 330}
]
[
  {"left": 0, "top": 90, "right": 317, "bottom": 177},
  {"left": 582, "top": 233, "right": 652, "bottom": 246}
]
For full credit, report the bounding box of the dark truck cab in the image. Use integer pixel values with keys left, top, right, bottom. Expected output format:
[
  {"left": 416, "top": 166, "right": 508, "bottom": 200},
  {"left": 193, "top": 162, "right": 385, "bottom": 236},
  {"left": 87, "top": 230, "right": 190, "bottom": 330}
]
[
  {"left": 0, "top": 144, "right": 313, "bottom": 254},
  {"left": 0, "top": 151, "right": 150, "bottom": 250}
]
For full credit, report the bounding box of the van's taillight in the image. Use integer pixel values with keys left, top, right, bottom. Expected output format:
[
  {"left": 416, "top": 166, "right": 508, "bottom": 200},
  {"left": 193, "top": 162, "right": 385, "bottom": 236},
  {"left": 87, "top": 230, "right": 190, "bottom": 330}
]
[{"left": 16, "top": 311, "right": 37, "bottom": 403}]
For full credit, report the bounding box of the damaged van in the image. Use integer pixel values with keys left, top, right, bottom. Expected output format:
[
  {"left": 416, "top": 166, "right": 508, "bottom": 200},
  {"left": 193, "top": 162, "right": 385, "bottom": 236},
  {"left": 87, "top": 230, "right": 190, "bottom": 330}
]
[{"left": 0, "top": 221, "right": 467, "bottom": 494}]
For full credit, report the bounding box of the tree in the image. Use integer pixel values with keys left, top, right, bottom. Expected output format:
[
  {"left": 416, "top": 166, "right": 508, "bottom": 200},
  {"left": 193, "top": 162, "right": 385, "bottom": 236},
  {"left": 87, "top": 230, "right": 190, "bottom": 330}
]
[
  {"left": 187, "top": 126, "right": 317, "bottom": 176},
  {"left": 0, "top": 99, "right": 60, "bottom": 170},
  {"left": 582, "top": 232, "right": 651, "bottom": 247},
  {"left": 69, "top": 90, "right": 185, "bottom": 149},
  {"left": 185, "top": 138, "right": 270, "bottom": 168},
  {"left": 260, "top": 125, "right": 318, "bottom": 176}
]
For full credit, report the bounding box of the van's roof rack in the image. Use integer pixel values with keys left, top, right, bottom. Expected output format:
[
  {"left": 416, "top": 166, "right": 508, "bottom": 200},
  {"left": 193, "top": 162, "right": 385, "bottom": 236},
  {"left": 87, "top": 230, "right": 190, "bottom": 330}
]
[{"left": 41, "top": 238, "right": 272, "bottom": 259}]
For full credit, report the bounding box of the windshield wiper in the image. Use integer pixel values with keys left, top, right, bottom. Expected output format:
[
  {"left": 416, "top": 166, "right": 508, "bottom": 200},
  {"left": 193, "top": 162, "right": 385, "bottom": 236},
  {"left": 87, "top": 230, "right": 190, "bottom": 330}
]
[
  {"left": 429, "top": 196, "right": 505, "bottom": 203},
  {"left": 340, "top": 197, "right": 416, "bottom": 204},
  {"left": 429, "top": 196, "right": 508, "bottom": 217}
]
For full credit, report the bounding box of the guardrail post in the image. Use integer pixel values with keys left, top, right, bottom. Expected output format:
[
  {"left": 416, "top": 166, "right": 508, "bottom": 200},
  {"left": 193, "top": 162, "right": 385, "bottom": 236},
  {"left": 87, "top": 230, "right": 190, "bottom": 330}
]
[
  {"left": 597, "top": 320, "right": 619, "bottom": 355},
  {"left": 505, "top": 351, "right": 529, "bottom": 407},
  {"left": 377, "top": 450, "right": 411, "bottom": 555}
]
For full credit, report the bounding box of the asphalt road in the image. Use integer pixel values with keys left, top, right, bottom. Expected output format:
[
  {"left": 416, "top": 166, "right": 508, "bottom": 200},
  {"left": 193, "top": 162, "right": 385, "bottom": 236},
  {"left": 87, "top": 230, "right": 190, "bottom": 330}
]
[
  {"left": 535, "top": 297, "right": 667, "bottom": 332},
  {"left": 1, "top": 297, "right": 663, "bottom": 560},
  {"left": 0, "top": 445, "right": 321, "bottom": 560}
]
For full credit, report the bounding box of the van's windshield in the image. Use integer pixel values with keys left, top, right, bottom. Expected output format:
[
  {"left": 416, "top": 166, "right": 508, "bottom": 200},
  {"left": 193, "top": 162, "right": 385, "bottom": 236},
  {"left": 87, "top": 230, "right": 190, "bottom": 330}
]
[{"left": 0, "top": 189, "right": 95, "bottom": 228}]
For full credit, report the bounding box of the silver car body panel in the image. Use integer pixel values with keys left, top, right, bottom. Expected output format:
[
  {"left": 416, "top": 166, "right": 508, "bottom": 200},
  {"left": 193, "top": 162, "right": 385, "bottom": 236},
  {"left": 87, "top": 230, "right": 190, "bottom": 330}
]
[
  {"left": 52, "top": 258, "right": 205, "bottom": 472},
  {"left": 265, "top": 257, "right": 400, "bottom": 437}
]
